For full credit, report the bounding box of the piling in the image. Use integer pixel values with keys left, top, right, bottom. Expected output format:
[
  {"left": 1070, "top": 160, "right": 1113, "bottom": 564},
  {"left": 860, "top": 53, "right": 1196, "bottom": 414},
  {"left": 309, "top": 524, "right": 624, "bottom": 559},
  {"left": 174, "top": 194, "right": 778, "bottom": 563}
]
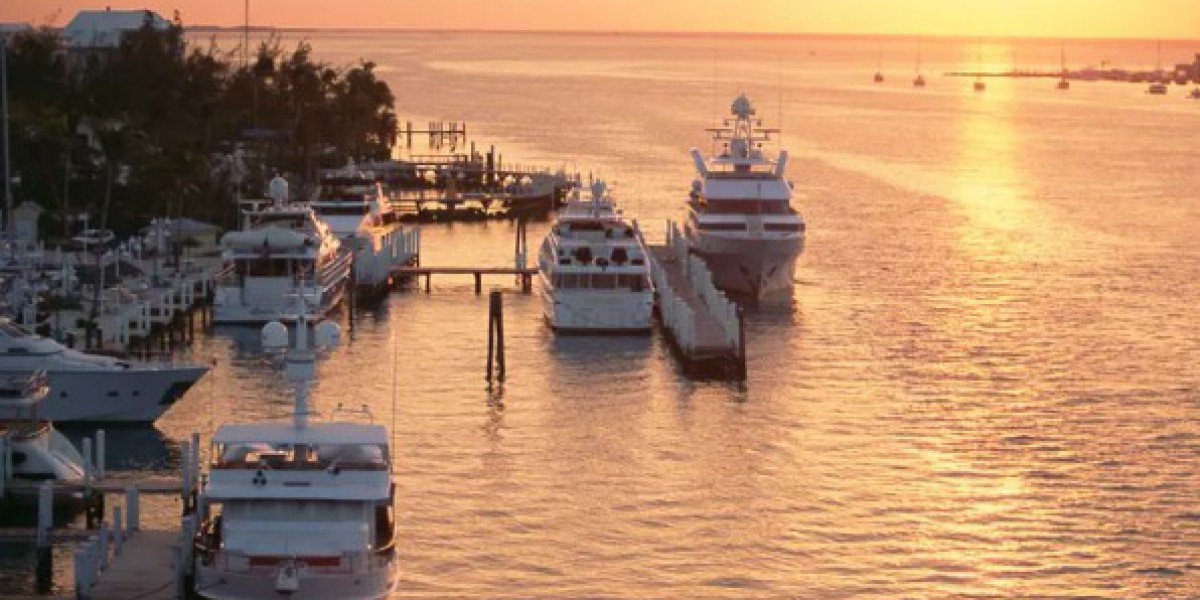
[
  {"left": 36, "top": 481, "right": 52, "bottom": 593},
  {"left": 96, "top": 429, "right": 106, "bottom": 480},
  {"left": 0, "top": 435, "right": 8, "bottom": 499},
  {"left": 486, "top": 290, "right": 506, "bottom": 383},
  {"left": 125, "top": 485, "right": 140, "bottom": 532}
]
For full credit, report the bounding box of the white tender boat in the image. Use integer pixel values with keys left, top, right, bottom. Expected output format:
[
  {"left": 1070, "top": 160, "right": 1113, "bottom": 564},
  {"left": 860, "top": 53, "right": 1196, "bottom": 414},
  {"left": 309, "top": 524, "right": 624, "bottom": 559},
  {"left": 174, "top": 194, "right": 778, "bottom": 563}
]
[
  {"left": 537, "top": 180, "right": 654, "bottom": 333},
  {"left": 684, "top": 94, "right": 806, "bottom": 302},
  {"left": 0, "top": 319, "right": 207, "bottom": 422},
  {"left": 0, "top": 372, "right": 88, "bottom": 499},
  {"left": 193, "top": 309, "right": 398, "bottom": 600},
  {"left": 311, "top": 167, "right": 411, "bottom": 293},
  {"left": 214, "top": 186, "right": 353, "bottom": 324}
]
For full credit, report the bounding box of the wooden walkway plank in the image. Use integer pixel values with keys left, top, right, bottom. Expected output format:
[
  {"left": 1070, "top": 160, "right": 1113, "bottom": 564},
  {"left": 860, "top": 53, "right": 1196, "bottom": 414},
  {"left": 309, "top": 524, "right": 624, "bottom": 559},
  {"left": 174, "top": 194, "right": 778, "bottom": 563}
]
[{"left": 88, "top": 530, "right": 180, "bottom": 600}]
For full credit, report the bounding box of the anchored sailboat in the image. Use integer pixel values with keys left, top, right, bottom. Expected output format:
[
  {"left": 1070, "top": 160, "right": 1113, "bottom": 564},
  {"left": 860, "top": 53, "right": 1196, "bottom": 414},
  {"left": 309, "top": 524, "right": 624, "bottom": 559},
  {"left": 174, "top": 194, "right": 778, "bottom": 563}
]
[
  {"left": 913, "top": 37, "right": 926, "bottom": 88},
  {"left": 1057, "top": 41, "right": 1070, "bottom": 90}
]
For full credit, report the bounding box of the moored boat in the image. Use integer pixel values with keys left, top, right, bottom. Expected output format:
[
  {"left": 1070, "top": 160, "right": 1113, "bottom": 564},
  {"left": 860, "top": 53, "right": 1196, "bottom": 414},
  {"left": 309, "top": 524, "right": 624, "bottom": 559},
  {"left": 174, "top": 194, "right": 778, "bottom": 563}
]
[
  {"left": 537, "top": 180, "right": 654, "bottom": 333},
  {"left": 213, "top": 179, "right": 353, "bottom": 324},
  {"left": 0, "top": 318, "right": 207, "bottom": 422},
  {"left": 683, "top": 94, "right": 806, "bottom": 302}
]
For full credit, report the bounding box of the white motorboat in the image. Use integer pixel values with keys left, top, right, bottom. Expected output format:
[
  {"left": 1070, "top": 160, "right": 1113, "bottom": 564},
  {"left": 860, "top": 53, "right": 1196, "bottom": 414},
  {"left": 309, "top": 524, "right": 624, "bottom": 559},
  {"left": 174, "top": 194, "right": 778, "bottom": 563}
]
[
  {"left": 683, "top": 94, "right": 806, "bottom": 302},
  {"left": 0, "top": 371, "right": 88, "bottom": 500},
  {"left": 214, "top": 182, "right": 353, "bottom": 324},
  {"left": 192, "top": 305, "right": 398, "bottom": 600},
  {"left": 537, "top": 180, "right": 654, "bottom": 333},
  {"left": 0, "top": 319, "right": 207, "bottom": 422},
  {"left": 311, "top": 166, "right": 411, "bottom": 293}
]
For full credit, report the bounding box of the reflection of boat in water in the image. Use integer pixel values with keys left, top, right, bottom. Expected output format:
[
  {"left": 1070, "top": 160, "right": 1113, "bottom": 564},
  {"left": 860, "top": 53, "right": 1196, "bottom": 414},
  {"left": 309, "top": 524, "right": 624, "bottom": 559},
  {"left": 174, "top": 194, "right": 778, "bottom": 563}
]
[
  {"left": 537, "top": 180, "right": 654, "bottom": 333},
  {"left": 683, "top": 94, "right": 806, "bottom": 302},
  {"left": 0, "top": 318, "right": 207, "bottom": 423},
  {"left": 0, "top": 372, "right": 89, "bottom": 510},
  {"left": 193, "top": 308, "right": 398, "bottom": 600},
  {"left": 214, "top": 180, "right": 353, "bottom": 324}
]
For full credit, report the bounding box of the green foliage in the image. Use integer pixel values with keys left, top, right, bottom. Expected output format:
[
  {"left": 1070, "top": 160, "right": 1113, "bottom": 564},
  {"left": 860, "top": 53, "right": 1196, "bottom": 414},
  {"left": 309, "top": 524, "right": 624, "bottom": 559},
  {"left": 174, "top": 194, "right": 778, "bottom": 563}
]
[{"left": 4, "top": 19, "right": 398, "bottom": 235}]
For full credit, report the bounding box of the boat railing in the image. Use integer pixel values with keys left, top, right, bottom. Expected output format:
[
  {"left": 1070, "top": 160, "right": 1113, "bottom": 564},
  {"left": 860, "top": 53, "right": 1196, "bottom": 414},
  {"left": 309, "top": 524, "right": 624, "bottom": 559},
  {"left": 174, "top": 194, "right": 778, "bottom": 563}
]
[{"left": 655, "top": 221, "right": 742, "bottom": 354}]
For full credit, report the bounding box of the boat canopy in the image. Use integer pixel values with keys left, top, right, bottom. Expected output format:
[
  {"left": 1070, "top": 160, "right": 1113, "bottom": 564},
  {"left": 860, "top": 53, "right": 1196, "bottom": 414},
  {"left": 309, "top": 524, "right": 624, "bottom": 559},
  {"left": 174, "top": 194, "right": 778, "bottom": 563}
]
[
  {"left": 221, "top": 227, "right": 310, "bottom": 251},
  {"left": 212, "top": 422, "right": 388, "bottom": 446}
]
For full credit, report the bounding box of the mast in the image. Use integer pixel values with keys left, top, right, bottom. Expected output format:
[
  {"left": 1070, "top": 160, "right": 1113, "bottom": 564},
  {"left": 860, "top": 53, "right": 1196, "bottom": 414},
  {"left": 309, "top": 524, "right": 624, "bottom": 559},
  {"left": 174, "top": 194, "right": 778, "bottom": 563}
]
[{"left": 1, "top": 37, "right": 12, "bottom": 238}]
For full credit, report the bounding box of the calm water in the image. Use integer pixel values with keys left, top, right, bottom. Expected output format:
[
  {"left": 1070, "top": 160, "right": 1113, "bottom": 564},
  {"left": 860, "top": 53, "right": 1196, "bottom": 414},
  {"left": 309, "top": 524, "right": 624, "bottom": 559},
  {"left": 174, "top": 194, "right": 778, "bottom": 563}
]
[{"left": 4, "top": 32, "right": 1200, "bottom": 598}]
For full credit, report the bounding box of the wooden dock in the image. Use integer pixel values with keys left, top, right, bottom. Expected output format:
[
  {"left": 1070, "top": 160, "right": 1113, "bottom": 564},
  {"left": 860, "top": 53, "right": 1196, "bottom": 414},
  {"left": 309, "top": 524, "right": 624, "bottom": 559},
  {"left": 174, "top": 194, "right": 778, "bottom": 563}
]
[
  {"left": 393, "top": 265, "right": 537, "bottom": 294},
  {"left": 645, "top": 223, "right": 746, "bottom": 379},
  {"left": 86, "top": 529, "right": 181, "bottom": 600}
]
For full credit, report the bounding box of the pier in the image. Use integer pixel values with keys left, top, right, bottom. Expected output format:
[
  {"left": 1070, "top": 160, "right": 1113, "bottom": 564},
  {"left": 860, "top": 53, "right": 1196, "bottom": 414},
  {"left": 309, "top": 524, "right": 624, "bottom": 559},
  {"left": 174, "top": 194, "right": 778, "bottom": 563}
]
[
  {"left": 644, "top": 222, "right": 746, "bottom": 380},
  {"left": 393, "top": 265, "right": 537, "bottom": 294}
]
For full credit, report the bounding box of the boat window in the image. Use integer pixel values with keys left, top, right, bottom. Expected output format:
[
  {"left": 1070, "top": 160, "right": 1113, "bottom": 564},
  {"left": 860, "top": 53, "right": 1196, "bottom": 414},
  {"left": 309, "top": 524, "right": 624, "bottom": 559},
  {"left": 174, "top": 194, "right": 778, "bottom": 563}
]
[
  {"left": 617, "top": 274, "right": 651, "bottom": 292},
  {"left": 316, "top": 205, "right": 369, "bottom": 216},
  {"left": 11, "top": 451, "right": 26, "bottom": 466},
  {"left": 704, "top": 199, "right": 791, "bottom": 215},
  {"left": 698, "top": 222, "right": 746, "bottom": 231},
  {"left": 557, "top": 274, "right": 581, "bottom": 289},
  {"left": 0, "top": 322, "right": 32, "bottom": 338},
  {"left": 590, "top": 274, "right": 617, "bottom": 289},
  {"left": 765, "top": 223, "right": 805, "bottom": 232},
  {"left": 245, "top": 259, "right": 295, "bottom": 277}
]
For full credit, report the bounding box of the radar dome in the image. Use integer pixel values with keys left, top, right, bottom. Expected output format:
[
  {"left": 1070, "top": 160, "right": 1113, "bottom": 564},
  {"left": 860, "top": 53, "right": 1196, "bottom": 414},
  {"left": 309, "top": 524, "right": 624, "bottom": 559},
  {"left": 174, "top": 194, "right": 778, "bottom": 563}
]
[{"left": 261, "top": 320, "right": 288, "bottom": 350}]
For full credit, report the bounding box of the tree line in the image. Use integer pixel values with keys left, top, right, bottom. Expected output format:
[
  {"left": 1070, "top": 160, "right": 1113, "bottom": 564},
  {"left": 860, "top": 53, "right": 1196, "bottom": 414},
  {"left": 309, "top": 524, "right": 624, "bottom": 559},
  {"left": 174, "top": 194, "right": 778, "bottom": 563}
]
[{"left": 4, "top": 14, "right": 398, "bottom": 239}]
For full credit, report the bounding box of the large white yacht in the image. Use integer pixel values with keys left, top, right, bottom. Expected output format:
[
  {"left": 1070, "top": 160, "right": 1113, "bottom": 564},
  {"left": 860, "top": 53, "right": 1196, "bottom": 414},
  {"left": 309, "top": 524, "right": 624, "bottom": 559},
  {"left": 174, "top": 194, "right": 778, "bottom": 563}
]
[
  {"left": 192, "top": 307, "right": 398, "bottom": 600},
  {"left": 310, "top": 167, "right": 410, "bottom": 294},
  {"left": 0, "top": 372, "right": 88, "bottom": 493},
  {"left": 684, "top": 94, "right": 806, "bottom": 301},
  {"left": 214, "top": 186, "right": 353, "bottom": 324},
  {"left": 0, "top": 319, "right": 207, "bottom": 422},
  {"left": 537, "top": 180, "right": 654, "bottom": 333}
]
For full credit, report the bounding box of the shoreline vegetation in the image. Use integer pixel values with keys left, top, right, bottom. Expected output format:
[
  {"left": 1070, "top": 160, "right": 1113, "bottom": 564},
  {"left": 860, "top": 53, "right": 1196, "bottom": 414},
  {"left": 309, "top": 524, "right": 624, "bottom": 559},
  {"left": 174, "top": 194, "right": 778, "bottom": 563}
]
[{"left": 4, "top": 14, "right": 398, "bottom": 241}]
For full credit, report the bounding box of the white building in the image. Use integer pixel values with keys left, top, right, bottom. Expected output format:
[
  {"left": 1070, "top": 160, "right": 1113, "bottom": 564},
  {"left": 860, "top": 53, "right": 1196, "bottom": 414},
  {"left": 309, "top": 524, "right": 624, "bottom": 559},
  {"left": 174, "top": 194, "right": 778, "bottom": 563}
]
[{"left": 62, "top": 8, "right": 169, "bottom": 49}]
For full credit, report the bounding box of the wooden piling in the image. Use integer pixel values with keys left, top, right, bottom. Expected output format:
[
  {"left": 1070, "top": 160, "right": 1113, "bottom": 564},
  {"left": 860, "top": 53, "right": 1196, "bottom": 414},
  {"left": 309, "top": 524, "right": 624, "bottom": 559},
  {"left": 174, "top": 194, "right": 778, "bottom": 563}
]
[
  {"left": 36, "top": 481, "right": 52, "bottom": 593},
  {"left": 486, "top": 291, "right": 506, "bottom": 383}
]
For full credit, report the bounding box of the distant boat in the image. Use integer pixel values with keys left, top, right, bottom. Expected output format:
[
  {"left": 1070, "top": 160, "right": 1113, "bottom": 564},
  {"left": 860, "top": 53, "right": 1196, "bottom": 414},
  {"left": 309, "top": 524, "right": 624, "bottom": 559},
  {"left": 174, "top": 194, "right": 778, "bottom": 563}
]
[
  {"left": 1147, "top": 40, "right": 1168, "bottom": 95},
  {"left": 913, "top": 37, "right": 927, "bottom": 88},
  {"left": 1057, "top": 41, "right": 1070, "bottom": 90},
  {"left": 1188, "top": 87, "right": 1200, "bottom": 100},
  {"left": 874, "top": 48, "right": 885, "bottom": 83},
  {"left": 972, "top": 38, "right": 986, "bottom": 92}
]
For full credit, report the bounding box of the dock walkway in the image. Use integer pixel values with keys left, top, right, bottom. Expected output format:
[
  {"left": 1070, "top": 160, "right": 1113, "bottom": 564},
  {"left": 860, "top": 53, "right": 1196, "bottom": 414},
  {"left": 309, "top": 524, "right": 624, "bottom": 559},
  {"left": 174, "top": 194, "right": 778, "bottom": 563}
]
[
  {"left": 644, "top": 222, "right": 746, "bottom": 379},
  {"left": 85, "top": 530, "right": 180, "bottom": 600}
]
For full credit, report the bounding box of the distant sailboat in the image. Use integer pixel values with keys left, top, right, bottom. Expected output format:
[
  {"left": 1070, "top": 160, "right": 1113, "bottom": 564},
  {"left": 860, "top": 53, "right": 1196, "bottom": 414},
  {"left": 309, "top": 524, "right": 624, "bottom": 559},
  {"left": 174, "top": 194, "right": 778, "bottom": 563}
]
[
  {"left": 1057, "top": 41, "right": 1070, "bottom": 90},
  {"left": 874, "top": 47, "right": 885, "bottom": 83},
  {"left": 973, "top": 38, "right": 986, "bottom": 92},
  {"left": 913, "top": 37, "right": 927, "bottom": 88},
  {"left": 1147, "top": 40, "right": 1168, "bottom": 95}
]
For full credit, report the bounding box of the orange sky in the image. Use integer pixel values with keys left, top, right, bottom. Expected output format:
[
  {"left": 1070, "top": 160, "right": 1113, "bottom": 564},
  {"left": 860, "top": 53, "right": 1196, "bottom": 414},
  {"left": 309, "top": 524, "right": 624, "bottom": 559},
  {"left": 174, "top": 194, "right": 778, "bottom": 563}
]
[{"left": 4, "top": 0, "right": 1199, "bottom": 39}]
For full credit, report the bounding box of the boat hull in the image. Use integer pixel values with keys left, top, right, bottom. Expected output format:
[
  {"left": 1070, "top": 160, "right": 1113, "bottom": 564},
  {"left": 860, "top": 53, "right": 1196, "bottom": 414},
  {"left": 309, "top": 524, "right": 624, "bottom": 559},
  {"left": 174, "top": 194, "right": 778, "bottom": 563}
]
[
  {"left": 540, "top": 283, "right": 654, "bottom": 334},
  {"left": 195, "top": 561, "right": 397, "bottom": 600},
  {"left": 0, "top": 367, "right": 207, "bottom": 422},
  {"left": 687, "top": 232, "right": 804, "bottom": 302}
]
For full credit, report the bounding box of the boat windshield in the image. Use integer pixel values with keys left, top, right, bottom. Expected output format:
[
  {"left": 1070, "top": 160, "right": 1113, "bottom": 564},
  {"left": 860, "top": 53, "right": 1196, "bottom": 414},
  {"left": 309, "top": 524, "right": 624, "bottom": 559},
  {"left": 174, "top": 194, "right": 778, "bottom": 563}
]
[
  {"left": 0, "top": 322, "right": 34, "bottom": 338},
  {"left": 215, "top": 442, "right": 388, "bottom": 470},
  {"left": 698, "top": 199, "right": 793, "bottom": 215}
]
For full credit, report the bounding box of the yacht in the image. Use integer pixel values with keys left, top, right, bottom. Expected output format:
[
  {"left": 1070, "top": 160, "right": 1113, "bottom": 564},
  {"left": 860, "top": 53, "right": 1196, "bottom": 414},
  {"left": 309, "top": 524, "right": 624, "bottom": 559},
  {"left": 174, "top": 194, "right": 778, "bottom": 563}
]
[
  {"left": 537, "top": 180, "right": 654, "bottom": 333},
  {"left": 192, "top": 307, "right": 398, "bottom": 600},
  {"left": 214, "top": 187, "right": 353, "bottom": 324},
  {"left": 0, "top": 319, "right": 207, "bottom": 422},
  {"left": 311, "top": 167, "right": 410, "bottom": 294},
  {"left": 683, "top": 94, "right": 806, "bottom": 302},
  {"left": 0, "top": 371, "right": 88, "bottom": 496}
]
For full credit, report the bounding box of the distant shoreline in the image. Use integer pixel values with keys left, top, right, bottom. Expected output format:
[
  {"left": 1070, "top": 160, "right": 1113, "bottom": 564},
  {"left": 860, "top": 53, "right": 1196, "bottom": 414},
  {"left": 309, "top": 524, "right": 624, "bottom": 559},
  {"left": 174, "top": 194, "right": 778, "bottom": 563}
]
[{"left": 183, "top": 27, "right": 1200, "bottom": 44}]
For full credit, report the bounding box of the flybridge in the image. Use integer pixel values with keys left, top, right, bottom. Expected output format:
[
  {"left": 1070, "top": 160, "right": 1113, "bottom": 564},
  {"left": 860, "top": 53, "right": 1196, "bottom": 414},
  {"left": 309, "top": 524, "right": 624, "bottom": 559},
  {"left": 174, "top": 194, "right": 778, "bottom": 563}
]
[{"left": 692, "top": 93, "right": 789, "bottom": 178}]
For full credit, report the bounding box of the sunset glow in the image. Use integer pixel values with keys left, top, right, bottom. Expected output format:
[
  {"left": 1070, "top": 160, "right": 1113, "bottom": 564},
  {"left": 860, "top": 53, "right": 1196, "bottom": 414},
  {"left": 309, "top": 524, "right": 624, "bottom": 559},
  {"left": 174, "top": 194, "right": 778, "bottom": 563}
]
[{"left": 4, "top": 0, "right": 1199, "bottom": 39}]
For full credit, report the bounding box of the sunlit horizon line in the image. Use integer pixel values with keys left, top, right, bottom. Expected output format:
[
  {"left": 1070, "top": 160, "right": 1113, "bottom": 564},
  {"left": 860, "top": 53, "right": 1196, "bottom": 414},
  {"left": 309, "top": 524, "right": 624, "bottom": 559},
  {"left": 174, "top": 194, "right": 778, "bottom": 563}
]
[{"left": 177, "top": 26, "right": 1200, "bottom": 44}]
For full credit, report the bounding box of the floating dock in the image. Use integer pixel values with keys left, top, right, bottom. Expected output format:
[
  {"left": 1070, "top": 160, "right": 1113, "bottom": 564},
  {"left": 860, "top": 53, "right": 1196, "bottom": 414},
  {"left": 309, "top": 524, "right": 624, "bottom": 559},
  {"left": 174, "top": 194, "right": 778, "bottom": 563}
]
[{"left": 644, "top": 222, "right": 746, "bottom": 380}]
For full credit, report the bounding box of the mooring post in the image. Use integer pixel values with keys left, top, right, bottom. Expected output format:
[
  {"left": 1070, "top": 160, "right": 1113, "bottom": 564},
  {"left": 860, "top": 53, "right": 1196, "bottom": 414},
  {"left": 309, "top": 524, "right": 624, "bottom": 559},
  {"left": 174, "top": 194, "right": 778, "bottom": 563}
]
[
  {"left": 492, "top": 290, "right": 506, "bottom": 381},
  {"left": 36, "top": 480, "right": 53, "bottom": 593},
  {"left": 98, "top": 523, "right": 111, "bottom": 571},
  {"left": 736, "top": 305, "right": 747, "bottom": 380},
  {"left": 180, "top": 438, "right": 191, "bottom": 512},
  {"left": 126, "top": 485, "right": 140, "bottom": 532},
  {"left": 474, "top": 272, "right": 482, "bottom": 295},
  {"left": 486, "top": 291, "right": 496, "bottom": 382},
  {"left": 113, "top": 505, "right": 124, "bottom": 554},
  {"left": 0, "top": 435, "right": 8, "bottom": 499},
  {"left": 96, "top": 429, "right": 105, "bottom": 480}
]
